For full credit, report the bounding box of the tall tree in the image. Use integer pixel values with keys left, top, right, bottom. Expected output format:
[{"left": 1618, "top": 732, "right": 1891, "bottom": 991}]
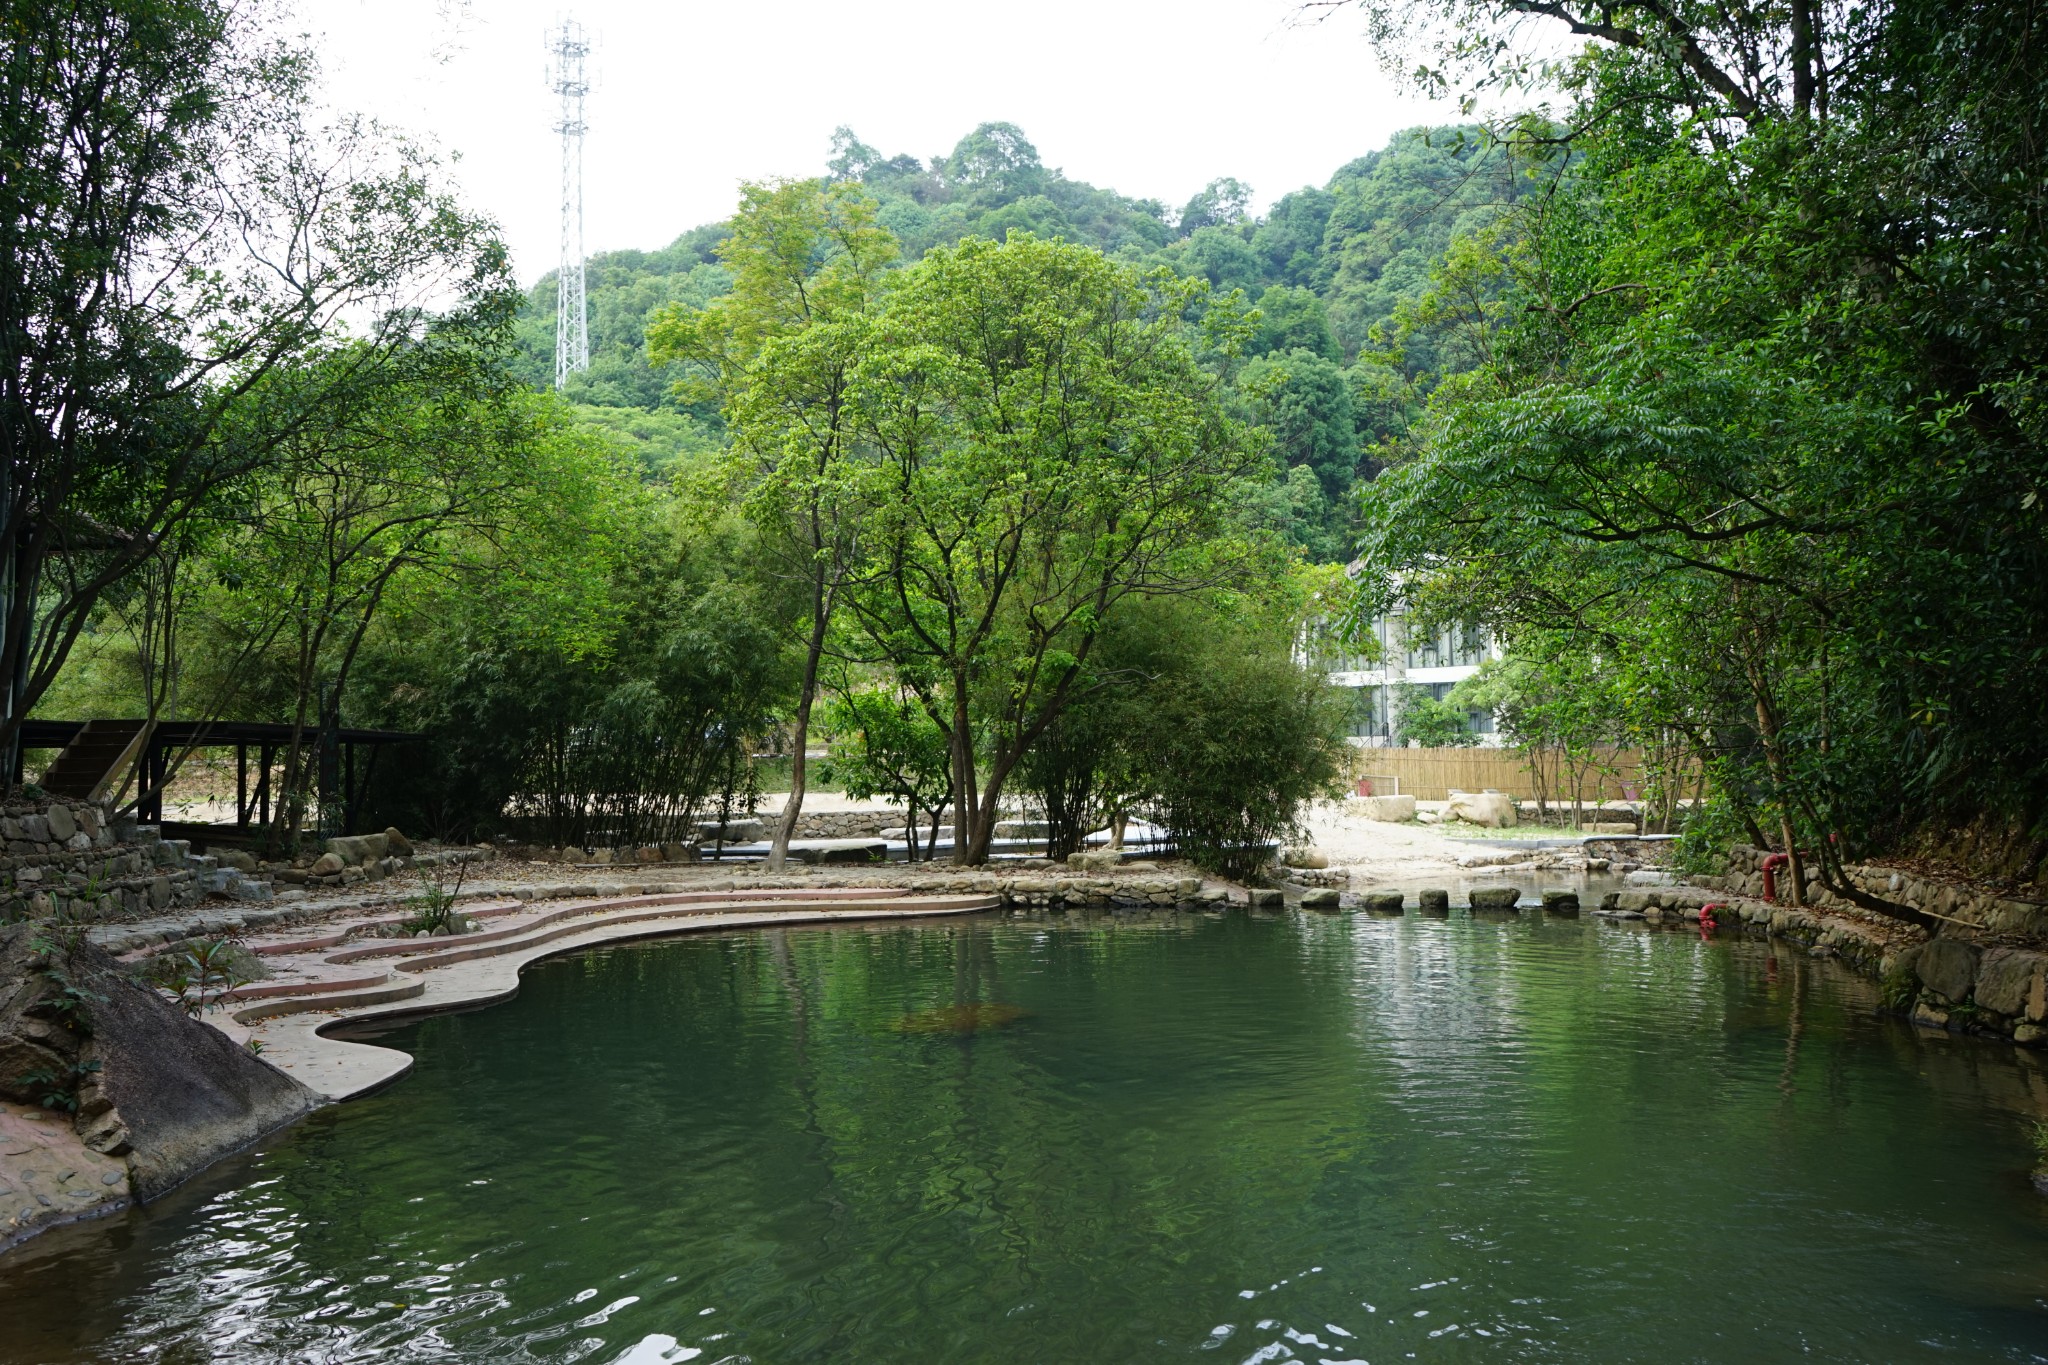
[
  {"left": 845, "top": 236, "right": 1268, "bottom": 864},
  {"left": 645, "top": 180, "right": 897, "bottom": 867}
]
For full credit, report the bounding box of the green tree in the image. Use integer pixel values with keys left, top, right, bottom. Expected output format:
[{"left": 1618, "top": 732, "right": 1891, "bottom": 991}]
[
  {"left": 820, "top": 687, "right": 950, "bottom": 860},
  {"left": 845, "top": 236, "right": 1268, "bottom": 864},
  {"left": 1241, "top": 349, "right": 1358, "bottom": 500},
  {"left": 646, "top": 179, "right": 897, "bottom": 867},
  {"left": 1126, "top": 614, "right": 1348, "bottom": 880},
  {"left": 1393, "top": 685, "right": 1477, "bottom": 749},
  {"left": 1348, "top": 0, "right": 2048, "bottom": 913},
  {"left": 1249, "top": 286, "right": 1339, "bottom": 360}
]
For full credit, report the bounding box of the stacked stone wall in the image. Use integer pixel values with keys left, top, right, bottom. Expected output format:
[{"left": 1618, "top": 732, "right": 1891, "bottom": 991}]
[
  {"left": 791, "top": 808, "right": 916, "bottom": 839},
  {"left": 1704, "top": 844, "right": 2048, "bottom": 939},
  {"left": 0, "top": 799, "right": 202, "bottom": 923}
]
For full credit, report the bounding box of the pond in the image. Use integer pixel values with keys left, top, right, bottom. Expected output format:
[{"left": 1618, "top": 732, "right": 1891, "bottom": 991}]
[{"left": 4, "top": 909, "right": 2047, "bottom": 1363}]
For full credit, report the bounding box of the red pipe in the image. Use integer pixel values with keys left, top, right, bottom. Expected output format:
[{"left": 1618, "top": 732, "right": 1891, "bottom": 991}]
[
  {"left": 1698, "top": 901, "right": 1725, "bottom": 939},
  {"left": 1761, "top": 852, "right": 1791, "bottom": 904}
]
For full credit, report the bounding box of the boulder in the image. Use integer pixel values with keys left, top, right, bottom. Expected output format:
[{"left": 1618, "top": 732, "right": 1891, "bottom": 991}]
[
  {"left": 219, "top": 849, "right": 258, "bottom": 873},
  {"left": 1971, "top": 949, "right": 2047, "bottom": 1019},
  {"left": 382, "top": 827, "right": 414, "bottom": 857},
  {"left": 1417, "top": 888, "right": 1450, "bottom": 916},
  {"left": 1915, "top": 937, "right": 1982, "bottom": 1004},
  {"left": 45, "top": 803, "right": 76, "bottom": 843},
  {"left": 1469, "top": 887, "right": 1521, "bottom": 912},
  {"left": 1245, "top": 888, "right": 1284, "bottom": 908},
  {"left": 324, "top": 833, "right": 387, "bottom": 865},
  {"left": 1065, "top": 849, "right": 1121, "bottom": 873},
  {"left": 1361, "top": 891, "right": 1405, "bottom": 915},
  {"left": 992, "top": 820, "right": 1052, "bottom": 840},
  {"left": 1280, "top": 846, "right": 1330, "bottom": 870},
  {"left": 1624, "top": 870, "right": 1675, "bottom": 886},
  {"left": 308, "top": 852, "right": 344, "bottom": 876},
  {"left": 1541, "top": 889, "right": 1581, "bottom": 915},
  {"left": 1299, "top": 888, "right": 1341, "bottom": 910},
  {"left": 1347, "top": 795, "right": 1417, "bottom": 823},
  {"left": 1445, "top": 790, "right": 1517, "bottom": 828},
  {"left": 2, "top": 924, "right": 318, "bottom": 1210}
]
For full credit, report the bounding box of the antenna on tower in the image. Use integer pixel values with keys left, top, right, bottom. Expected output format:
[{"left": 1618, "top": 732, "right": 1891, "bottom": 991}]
[{"left": 546, "top": 19, "right": 591, "bottom": 389}]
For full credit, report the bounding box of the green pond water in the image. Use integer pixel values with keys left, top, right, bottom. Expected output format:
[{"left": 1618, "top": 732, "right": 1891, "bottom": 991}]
[{"left": 4, "top": 909, "right": 2048, "bottom": 1363}]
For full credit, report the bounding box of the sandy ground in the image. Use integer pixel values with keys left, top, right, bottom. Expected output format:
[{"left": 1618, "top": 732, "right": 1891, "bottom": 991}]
[{"left": 1301, "top": 800, "right": 1475, "bottom": 879}]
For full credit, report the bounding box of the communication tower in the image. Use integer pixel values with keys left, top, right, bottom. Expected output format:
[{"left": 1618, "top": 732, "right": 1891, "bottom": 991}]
[{"left": 547, "top": 21, "right": 591, "bottom": 388}]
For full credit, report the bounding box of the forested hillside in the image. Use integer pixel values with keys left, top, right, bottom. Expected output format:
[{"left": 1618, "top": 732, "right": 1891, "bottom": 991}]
[{"left": 514, "top": 122, "right": 1523, "bottom": 558}]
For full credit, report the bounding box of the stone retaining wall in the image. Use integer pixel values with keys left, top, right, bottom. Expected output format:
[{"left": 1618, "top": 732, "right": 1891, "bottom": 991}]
[
  {"left": 0, "top": 799, "right": 203, "bottom": 923},
  {"left": 791, "top": 808, "right": 921, "bottom": 840},
  {"left": 1705, "top": 844, "right": 2048, "bottom": 938}
]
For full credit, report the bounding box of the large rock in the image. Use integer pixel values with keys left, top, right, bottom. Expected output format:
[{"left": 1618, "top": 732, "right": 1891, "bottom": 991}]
[
  {"left": 1299, "top": 888, "right": 1341, "bottom": 910},
  {"left": 308, "top": 852, "right": 344, "bottom": 876},
  {"left": 45, "top": 803, "right": 76, "bottom": 842},
  {"left": 1348, "top": 795, "right": 1417, "bottom": 823},
  {"left": 1971, "top": 949, "right": 2048, "bottom": 1019},
  {"left": 992, "top": 820, "right": 1052, "bottom": 840},
  {"left": 1417, "top": 889, "right": 1450, "bottom": 916},
  {"left": 1, "top": 925, "right": 319, "bottom": 1208},
  {"left": 1469, "top": 887, "right": 1522, "bottom": 911},
  {"left": 1915, "top": 938, "right": 1983, "bottom": 1004},
  {"left": 1446, "top": 790, "right": 1517, "bottom": 828},
  {"left": 383, "top": 827, "right": 414, "bottom": 857},
  {"left": 1361, "top": 891, "right": 1405, "bottom": 915},
  {"left": 1280, "top": 846, "right": 1330, "bottom": 870},
  {"left": 1541, "top": 889, "right": 1581, "bottom": 915},
  {"left": 1065, "top": 849, "right": 1120, "bottom": 873},
  {"left": 324, "top": 832, "right": 388, "bottom": 865}
]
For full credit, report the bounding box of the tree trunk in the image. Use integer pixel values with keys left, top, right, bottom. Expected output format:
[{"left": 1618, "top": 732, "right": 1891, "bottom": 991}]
[
  {"left": 768, "top": 596, "right": 831, "bottom": 870},
  {"left": 948, "top": 686, "right": 978, "bottom": 867}
]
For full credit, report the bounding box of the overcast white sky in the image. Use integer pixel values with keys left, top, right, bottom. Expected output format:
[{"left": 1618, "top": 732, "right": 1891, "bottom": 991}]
[{"left": 305, "top": 0, "right": 1455, "bottom": 288}]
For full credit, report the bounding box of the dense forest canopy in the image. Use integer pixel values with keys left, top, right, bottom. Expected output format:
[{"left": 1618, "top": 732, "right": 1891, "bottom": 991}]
[{"left": 512, "top": 121, "right": 1524, "bottom": 557}]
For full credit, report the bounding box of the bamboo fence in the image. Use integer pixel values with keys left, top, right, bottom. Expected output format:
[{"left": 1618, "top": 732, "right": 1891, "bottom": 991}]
[{"left": 1348, "top": 746, "right": 1652, "bottom": 803}]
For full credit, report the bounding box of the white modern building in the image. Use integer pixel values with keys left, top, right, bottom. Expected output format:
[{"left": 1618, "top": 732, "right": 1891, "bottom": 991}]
[{"left": 1318, "top": 613, "right": 1502, "bottom": 747}]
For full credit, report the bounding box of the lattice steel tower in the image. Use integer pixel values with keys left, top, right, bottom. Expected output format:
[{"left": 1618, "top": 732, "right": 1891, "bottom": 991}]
[{"left": 547, "top": 21, "right": 591, "bottom": 388}]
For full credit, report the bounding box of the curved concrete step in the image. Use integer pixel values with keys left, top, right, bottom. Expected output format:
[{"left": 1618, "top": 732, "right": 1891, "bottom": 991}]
[
  {"left": 251, "top": 901, "right": 525, "bottom": 955},
  {"left": 323, "top": 887, "right": 910, "bottom": 964},
  {"left": 225, "top": 972, "right": 394, "bottom": 1002},
  {"left": 389, "top": 894, "right": 999, "bottom": 975},
  {"left": 232, "top": 975, "right": 426, "bottom": 1024}
]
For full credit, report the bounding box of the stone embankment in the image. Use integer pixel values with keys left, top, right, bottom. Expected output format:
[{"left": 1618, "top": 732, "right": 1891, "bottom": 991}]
[
  {"left": 0, "top": 798, "right": 207, "bottom": 923},
  {"left": 1640, "top": 844, "right": 2048, "bottom": 1048}
]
